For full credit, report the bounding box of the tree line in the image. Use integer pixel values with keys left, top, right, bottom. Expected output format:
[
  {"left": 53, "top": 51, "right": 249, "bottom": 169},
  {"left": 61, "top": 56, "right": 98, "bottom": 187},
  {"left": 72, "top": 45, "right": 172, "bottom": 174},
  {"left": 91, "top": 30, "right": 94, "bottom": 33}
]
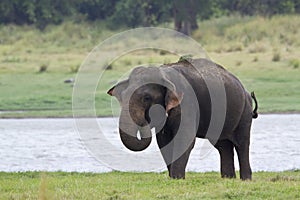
[{"left": 0, "top": 0, "right": 300, "bottom": 32}]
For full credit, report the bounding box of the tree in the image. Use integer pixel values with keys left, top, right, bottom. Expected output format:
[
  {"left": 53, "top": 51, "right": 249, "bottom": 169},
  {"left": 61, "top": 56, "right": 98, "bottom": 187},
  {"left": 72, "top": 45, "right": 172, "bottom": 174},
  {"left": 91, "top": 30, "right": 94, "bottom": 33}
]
[
  {"left": 0, "top": 0, "right": 77, "bottom": 29},
  {"left": 173, "top": 0, "right": 225, "bottom": 35},
  {"left": 78, "top": 0, "right": 118, "bottom": 20},
  {"left": 174, "top": 0, "right": 200, "bottom": 35},
  {"left": 33, "top": 0, "right": 76, "bottom": 29},
  {"left": 0, "top": 0, "right": 30, "bottom": 24},
  {"left": 110, "top": 0, "right": 172, "bottom": 28},
  {"left": 1, "top": 0, "right": 299, "bottom": 30},
  {"left": 295, "top": 0, "right": 300, "bottom": 13},
  {"left": 224, "top": 0, "right": 298, "bottom": 16}
]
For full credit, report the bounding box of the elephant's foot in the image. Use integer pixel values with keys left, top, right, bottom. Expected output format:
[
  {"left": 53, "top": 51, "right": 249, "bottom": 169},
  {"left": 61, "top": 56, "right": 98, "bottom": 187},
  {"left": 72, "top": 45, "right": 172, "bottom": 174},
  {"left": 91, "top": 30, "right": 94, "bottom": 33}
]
[
  {"left": 220, "top": 163, "right": 236, "bottom": 179},
  {"left": 168, "top": 164, "right": 186, "bottom": 179},
  {"left": 169, "top": 171, "right": 185, "bottom": 179},
  {"left": 240, "top": 169, "right": 252, "bottom": 180},
  {"left": 170, "top": 174, "right": 185, "bottom": 179},
  {"left": 241, "top": 175, "right": 252, "bottom": 180},
  {"left": 221, "top": 171, "right": 236, "bottom": 179}
]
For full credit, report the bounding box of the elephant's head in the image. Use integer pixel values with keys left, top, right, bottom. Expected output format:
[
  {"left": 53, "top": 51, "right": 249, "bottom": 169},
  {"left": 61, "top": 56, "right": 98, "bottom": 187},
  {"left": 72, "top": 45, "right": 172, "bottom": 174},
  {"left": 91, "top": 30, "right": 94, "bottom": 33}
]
[{"left": 107, "top": 66, "right": 183, "bottom": 151}]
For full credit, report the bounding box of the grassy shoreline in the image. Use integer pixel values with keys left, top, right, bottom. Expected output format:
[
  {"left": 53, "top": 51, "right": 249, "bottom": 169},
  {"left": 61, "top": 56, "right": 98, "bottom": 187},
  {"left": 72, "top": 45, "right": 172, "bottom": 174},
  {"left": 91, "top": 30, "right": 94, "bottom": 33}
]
[
  {"left": 0, "top": 15, "right": 300, "bottom": 118},
  {"left": 0, "top": 110, "right": 300, "bottom": 119},
  {"left": 1, "top": 171, "right": 299, "bottom": 199}
]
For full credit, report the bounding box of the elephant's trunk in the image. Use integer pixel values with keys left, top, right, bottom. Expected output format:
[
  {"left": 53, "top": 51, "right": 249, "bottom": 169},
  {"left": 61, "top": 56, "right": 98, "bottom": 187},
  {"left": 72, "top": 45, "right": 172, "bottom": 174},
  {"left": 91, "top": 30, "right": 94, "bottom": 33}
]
[{"left": 119, "top": 110, "right": 152, "bottom": 151}]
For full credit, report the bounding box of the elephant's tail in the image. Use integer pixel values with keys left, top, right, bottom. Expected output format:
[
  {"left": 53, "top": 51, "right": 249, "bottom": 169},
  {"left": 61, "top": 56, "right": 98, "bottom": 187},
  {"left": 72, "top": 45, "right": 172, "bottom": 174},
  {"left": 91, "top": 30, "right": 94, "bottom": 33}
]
[{"left": 251, "top": 91, "right": 258, "bottom": 119}]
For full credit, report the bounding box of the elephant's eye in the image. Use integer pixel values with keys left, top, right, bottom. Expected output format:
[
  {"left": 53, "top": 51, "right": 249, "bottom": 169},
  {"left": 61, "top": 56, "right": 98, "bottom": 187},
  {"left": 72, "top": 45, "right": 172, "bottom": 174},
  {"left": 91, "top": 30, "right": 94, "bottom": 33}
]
[{"left": 143, "top": 95, "right": 152, "bottom": 103}]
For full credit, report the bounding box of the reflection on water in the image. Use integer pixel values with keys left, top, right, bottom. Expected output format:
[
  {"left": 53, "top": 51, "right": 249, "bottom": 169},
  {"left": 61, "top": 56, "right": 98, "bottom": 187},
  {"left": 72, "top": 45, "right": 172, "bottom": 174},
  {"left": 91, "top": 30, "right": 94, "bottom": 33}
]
[{"left": 0, "top": 114, "right": 299, "bottom": 172}]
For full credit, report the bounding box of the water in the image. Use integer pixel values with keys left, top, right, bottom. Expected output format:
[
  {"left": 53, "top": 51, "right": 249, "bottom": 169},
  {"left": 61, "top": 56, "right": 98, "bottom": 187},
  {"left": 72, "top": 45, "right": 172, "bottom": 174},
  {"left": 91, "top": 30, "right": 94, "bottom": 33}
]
[{"left": 0, "top": 115, "right": 299, "bottom": 172}]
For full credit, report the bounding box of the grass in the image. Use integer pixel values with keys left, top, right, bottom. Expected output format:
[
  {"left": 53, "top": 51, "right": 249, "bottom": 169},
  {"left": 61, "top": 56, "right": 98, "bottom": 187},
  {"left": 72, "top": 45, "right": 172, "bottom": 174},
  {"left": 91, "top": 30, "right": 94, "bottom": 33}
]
[
  {"left": 0, "top": 15, "right": 300, "bottom": 117},
  {"left": 0, "top": 171, "right": 299, "bottom": 199},
  {"left": 0, "top": 73, "right": 74, "bottom": 117}
]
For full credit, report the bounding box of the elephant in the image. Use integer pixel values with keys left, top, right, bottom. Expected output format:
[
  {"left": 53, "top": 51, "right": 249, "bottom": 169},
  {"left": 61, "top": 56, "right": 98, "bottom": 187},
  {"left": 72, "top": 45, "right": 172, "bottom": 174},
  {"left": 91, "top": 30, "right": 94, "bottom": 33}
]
[{"left": 107, "top": 58, "right": 258, "bottom": 180}]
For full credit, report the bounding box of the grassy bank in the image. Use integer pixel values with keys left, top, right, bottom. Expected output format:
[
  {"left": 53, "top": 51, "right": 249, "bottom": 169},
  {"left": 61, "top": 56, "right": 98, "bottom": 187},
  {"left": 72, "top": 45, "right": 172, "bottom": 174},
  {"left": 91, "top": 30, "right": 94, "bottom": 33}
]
[
  {"left": 0, "top": 15, "right": 300, "bottom": 118},
  {"left": 0, "top": 171, "right": 299, "bottom": 199}
]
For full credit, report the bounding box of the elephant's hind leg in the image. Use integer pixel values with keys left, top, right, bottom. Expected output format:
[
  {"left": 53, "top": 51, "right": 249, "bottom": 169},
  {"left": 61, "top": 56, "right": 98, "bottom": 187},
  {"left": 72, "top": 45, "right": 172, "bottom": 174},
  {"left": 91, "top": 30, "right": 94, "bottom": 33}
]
[
  {"left": 233, "top": 125, "right": 252, "bottom": 180},
  {"left": 234, "top": 141, "right": 252, "bottom": 180},
  {"left": 215, "top": 140, "right": 236, "bottom": 178}
]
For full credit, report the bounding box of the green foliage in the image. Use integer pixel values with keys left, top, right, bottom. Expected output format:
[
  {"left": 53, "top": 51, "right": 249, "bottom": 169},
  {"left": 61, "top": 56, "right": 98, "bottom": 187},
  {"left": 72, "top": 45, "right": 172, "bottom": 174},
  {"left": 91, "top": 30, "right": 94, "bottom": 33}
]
[
  {"left": 78, "top": 0, "right": 118, "bottom": 21},
  {"left": 109, "top": 0, "right": 172, "bottom": 28},
  {"left": 0, "top": 0, "right": 77, "bottom": 29},
  {"left": 110, "top": 0, "right": 144, "bottom": 28},
  {"left": 272, "top": 51, "right": 281, "bottom": 62},
  {"left": 289, "top": 59, "right": 300, "bottom": 68},
  {"left": 224, "top": 0, "right": 298, "bottom": 16},
  {"left": 69, "top": 64, "right": 80, "bottom": 73},
  {"left": 248, "top": 42, "right": 268, "bottom": 53},
  {"left": 179, "top": 54, "right": 193, "bottom": 62},
  {"left": 38, "top": 63, "right": 48, "bottom": 73},
  {"left": 253, "top": 56, "right": 259, "bottom": 62},
  {"left": 1, "top": 0, "right": 300, "bottom": 30}
]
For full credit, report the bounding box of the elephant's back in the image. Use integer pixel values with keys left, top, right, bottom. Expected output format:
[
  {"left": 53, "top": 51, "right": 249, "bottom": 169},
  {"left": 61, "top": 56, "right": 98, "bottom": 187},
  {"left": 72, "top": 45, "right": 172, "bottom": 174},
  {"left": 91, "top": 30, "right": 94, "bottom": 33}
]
[{"left": 162, "top": 58, "right": 249, "bottom": 138}]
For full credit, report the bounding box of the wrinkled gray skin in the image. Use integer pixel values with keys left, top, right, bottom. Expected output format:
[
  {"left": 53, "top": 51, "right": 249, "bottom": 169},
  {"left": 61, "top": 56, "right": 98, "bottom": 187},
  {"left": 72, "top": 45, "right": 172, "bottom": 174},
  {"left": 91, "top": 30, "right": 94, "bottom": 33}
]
[{"left": 108, "top": 58, "right": 258, "bottom": 180}]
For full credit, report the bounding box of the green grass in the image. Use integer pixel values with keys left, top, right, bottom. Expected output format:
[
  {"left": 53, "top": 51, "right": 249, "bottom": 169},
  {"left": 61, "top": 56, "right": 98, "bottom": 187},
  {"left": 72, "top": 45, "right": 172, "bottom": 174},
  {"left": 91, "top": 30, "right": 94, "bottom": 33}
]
[
  {"left": 0, "top": 171, "right": 299, "bottom": 199},
  {"left": 0, "top": 73, "right": 74, "bottom": 117},
  {"left": 0, "top": 15, "right": 300, "bottom": 117}
]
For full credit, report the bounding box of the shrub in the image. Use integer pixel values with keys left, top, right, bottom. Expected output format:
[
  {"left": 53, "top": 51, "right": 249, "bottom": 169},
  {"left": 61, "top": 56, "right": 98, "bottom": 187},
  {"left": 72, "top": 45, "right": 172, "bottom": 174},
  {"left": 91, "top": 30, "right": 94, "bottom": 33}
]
[
  {"left": 39, "top": 64, "right": 48, "bottom": 73},
  {"left": 105, "top": 64, "right": 113, "bottom": 70},
  {"left": 248, "top": 42, "right": 267, "bottom": 53},
  {"left": 122, "top": 59, "right": 132, "bottom": 66},
  {"left": 236, "top": 60, "right": 242, "bottom": 66},
  {"left": 70, "top": 64, "right": 80, "bottom": 73},
  {"left": 253, "top": 56, "right": 259, "bottom": 62},
  {"left": 272, "top": 51, "right": 281, "bottom": 62},
  {"left": 289, "top": 59, "right": 299, "bottom": 69},
  {"left": 226, "top": 42, "right": 244, "bottom": 52},
  {"left": 159, "top": 50, "right": 169, "bottom": 55}
]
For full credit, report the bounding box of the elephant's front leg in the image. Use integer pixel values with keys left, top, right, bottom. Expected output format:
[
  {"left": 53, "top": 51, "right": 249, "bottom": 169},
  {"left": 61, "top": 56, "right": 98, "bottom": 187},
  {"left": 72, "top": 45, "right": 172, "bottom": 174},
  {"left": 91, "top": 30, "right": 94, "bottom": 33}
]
[
  {"left": 168, "top": 140, "right": 195, "bottom": 179},
  {"left": 156, "top": 130, "right": 195, "bottom": 179}
]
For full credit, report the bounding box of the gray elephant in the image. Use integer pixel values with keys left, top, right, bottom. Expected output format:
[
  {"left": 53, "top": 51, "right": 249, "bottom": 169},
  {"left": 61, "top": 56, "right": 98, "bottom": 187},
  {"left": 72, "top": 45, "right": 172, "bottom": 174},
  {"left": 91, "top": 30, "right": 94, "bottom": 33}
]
[{"left": 108, "top": 58, "right": 258, "bottom": 180}]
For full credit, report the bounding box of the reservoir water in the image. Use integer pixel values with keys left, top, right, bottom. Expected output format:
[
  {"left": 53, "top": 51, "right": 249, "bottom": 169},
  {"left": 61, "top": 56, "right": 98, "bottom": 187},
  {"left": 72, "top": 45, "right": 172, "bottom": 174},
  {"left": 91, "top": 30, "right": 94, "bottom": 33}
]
[{"left": 0, "top": 114, "right": 299, "bottom": 172}]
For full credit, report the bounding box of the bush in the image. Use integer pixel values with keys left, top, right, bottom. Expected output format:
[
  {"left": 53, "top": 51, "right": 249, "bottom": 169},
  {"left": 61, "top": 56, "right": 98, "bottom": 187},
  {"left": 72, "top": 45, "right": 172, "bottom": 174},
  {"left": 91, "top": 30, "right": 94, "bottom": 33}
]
[
  {"left": 70, "top": 64, "right": 80, "bottom": 73},
  {"left": 109, "top": 0, "right": 171, "bottom": 28},
  {"left": 289, "top": 59, "right": 300, "bottom": 69},
  {"left": 248, "top": 42, "right": 268, "bottom": 53},
  {"left": 39, "top": 64, "right": 48, "bottom": 73},
  {"left": 226, "top": 42, "right": 244, "bottom": 52},
  {"left": 0, "top": 0, "right": 76, "bottom": 29},
  {"left": 236, "top": 60, "right": 242, "bottom": 66},
  {"left": 272, "top": 51, "right": 281, "bottom": 62}
]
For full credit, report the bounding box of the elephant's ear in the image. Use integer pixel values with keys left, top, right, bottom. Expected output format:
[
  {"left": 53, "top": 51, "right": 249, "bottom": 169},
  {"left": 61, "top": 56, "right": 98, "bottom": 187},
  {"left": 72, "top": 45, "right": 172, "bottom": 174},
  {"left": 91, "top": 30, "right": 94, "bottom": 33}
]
[
  {"left": 107, "top": 79, "right": 129, "bottom": 102},
  {"left": 161, "top": 73, "right": 183, "bottom": 113},
  {"left": 165, "top": 90, "right": 183, "bottom": 113}
]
